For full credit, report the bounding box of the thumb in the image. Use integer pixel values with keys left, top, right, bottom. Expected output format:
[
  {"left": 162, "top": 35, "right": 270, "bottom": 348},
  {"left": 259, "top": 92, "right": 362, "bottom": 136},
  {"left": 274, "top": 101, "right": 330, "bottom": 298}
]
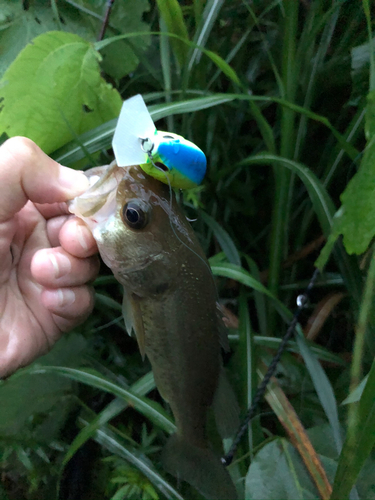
[{"left": 0, "top": 137, "right": 89, "bottom": 222}]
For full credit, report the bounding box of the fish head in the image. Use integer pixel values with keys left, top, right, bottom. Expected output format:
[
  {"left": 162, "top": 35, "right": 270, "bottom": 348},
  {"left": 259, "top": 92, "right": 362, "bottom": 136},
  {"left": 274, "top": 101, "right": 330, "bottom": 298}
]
[{"left": 69, "top": 162, "right": 196, "bottom": 295}]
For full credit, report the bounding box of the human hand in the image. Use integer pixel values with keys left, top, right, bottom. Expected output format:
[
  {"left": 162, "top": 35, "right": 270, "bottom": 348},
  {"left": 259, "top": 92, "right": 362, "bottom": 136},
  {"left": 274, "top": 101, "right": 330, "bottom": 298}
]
[{"left": 0, "top": 137, "right": 99, "bottom": 377}]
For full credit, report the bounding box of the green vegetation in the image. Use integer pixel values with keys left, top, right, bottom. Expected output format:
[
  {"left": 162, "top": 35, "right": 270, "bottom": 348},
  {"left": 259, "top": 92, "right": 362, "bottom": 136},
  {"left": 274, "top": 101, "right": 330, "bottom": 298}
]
[{"left": 1, "top": 1, "right": 375, "bottom": 498}]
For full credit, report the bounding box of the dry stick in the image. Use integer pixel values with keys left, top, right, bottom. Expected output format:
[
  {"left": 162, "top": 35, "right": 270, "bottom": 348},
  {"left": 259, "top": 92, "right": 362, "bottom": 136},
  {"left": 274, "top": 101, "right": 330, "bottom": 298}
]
[
  {"left": 222, "top": 267, "right": 320, "bottom": 466},
  {"left": 97, "top": 0, "right": 116, "bottom": 42}
]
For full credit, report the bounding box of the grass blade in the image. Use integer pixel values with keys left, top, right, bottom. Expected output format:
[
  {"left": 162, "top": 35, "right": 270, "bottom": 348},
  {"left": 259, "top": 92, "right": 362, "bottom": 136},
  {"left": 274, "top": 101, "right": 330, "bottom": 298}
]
[
  {"left": 188, "top": 0, "right": 225, "bottom": 70},
  {"left": 240, "top": 153, "right": 335, "bottom": 235},
  {"left": 238, "top": 292, "right": 257, "bottom": 454},
  {"left": 296, "top": 335, "right": 342, "bottom": 455},
  {"left": 155, "top": 0, "right": 189, "bottom": 68},
  {"left": 86, "top": 422, "right": 184, "bottom": 500},
  {"left": 262, "top": 370, "right": 332, "bottom": 500},
  {"left": 28, "top": 366, "right": 175, "bottom": 434},
  {"left": 211, "top": 262, "right": 275, "bottom": 299},
  {"left": 95, "top": 32, "right": 240, "bottom": 85},
  {"left": 62, "top": 371, "right": 156, "bottom": 466},
  {"left": 53, "top": 93, "right": 359, "bottom": 165},
  {"left": 200, "top": 210, "right": 241, "bottom": 266}
]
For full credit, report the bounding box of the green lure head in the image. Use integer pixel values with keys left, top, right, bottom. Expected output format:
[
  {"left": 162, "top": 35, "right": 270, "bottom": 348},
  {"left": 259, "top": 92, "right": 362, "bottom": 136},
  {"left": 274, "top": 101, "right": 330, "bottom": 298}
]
[
  {"left": 112, "top": 95, "right": 207, "bottom": 190},
  {"left": 140, "top": 131, "right": 207, "bottom": 189}
]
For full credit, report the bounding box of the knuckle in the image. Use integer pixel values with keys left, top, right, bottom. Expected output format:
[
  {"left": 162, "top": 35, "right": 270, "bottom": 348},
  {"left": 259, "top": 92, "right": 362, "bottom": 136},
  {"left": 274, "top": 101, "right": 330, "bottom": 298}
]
[{"left": 77, "top": 286, "right": 95, "bottom": 322}]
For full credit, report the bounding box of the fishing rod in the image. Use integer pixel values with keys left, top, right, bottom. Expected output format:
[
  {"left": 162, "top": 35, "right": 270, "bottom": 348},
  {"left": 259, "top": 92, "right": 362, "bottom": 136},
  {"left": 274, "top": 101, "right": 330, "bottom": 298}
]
[{"left": 222, "top": 267, "right": 320, "bottom": 466}]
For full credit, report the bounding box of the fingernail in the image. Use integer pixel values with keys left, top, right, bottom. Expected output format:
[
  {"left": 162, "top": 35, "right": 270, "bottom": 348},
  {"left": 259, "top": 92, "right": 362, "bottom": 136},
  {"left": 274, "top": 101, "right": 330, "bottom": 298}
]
[
  {"left": 58, "top": 166, "right": 89, "bottom": 197},
  {"left": 49, "top": 253, "right": 71, "bottom": 279},
  {"left": 56, "top": 289, "right": 76, "bottom": 307}
]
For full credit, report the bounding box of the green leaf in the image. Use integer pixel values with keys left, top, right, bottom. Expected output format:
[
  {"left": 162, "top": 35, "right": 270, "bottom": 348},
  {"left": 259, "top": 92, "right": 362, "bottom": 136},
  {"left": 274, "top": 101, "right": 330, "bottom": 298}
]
[
  {"left": 53, "top": 94, "right": 236, "bottom": 164},
  {"left": 84, "top": 420, "right": 184, "bottom": 500},
  {"left": 239, "top": 153, "right": 335, "bottom": 236},
  {"left": 155, "top": 0, "right": 189, "bottom": 67},
  {"left": 362, "top": 0, "right": 375, "bottom": 91},
  {"left": 200, "top": 210, "right": 241, "bottom": 266},
  {"left": 95, "top": 32, "right": 240, "bottom": 85},
  {"left": 245, "top": 438, "right": 318, "bottom": 500},
  {"left": 0, "top": 1, "right": 151, "bottom": 82},
  {"left": 331, "top": 252, "right": 375, "bottom": 499},
  {"left": 63, "top": 371, "right": 155, "bottom": 466},
  {"left": 81, "top": 0, "right": 151, "bottom": 81},
  {"left": 296, "top": 335, "right": 343, "bottom": 455},
  {"left": 253, "top": 336, "right": 347, "bottom": 367},
  {"left": 331, "top": 356, "right": 375, "bottom": 499},
  {"left": 0, "top": 334, "right": 86, "bottom": 440},
  {"left": 350, "top": 37, "right": 375, "bottom": 105},
  {"left": 188, "top": 0, "right": 225, "bottom": 70},
  {"left": 0, "top": 2, "right": 63, "bottom": 78},
  {"left": 211, "top": 262, "right": 298, "bottom": 325},
  {"left": 211, "top": 262, "right": 275, "bottom": 299},
  {"left": 341, "top": 375, "right": 368, "bottom": 405},
  {"left": 0, "top": 31, "right": 122, "bottom": 153},
  {"left": 317, "top": 89, "right": 375, "bottom": 260},
  {"left": 238, "top": 292, "right": 258, "bottom": 452},
  {"left": 53, "top": 92, "right": 356, "bottom": 164},
  {"left": 239, "top": 153, "right": 361, "bottom": 294},
  {"left": 27, "top": 365, "right": 176, "bottom": 435}
]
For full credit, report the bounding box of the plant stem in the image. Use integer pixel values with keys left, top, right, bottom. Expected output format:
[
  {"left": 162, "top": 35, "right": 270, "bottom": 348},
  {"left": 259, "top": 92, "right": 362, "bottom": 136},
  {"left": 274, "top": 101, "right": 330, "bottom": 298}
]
[
  {"left": 268, "top": 1, "right": 298, "bottom": 330},
  {"left": 348, "top": 248, "right": 375, "bottom": 443}
]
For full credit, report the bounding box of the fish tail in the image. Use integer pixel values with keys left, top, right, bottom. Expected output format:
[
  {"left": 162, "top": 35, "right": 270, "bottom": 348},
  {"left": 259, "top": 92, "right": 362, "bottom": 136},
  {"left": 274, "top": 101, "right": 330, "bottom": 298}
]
[{"left": 162, "top": 433, "right": 238, "bottom": 500}]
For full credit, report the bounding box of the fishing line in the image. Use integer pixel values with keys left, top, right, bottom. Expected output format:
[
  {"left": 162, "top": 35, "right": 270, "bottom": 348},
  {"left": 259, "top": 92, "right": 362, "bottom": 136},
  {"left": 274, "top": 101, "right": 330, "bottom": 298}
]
[{"left": 221, "top": 267, "right": 320, "bottom": 467}]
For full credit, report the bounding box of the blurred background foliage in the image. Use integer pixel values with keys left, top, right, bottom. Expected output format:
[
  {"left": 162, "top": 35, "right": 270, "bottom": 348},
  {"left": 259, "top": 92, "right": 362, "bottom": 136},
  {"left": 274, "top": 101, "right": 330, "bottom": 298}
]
[{"left": 0, "top": 0, "right": 375, "bottom": 499}]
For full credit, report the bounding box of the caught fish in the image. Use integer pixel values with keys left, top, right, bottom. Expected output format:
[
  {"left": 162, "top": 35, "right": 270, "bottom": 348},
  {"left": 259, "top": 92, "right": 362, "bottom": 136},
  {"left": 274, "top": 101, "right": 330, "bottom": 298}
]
[{"left": 69, "top": 161, "right": 239, "bottom": 500}]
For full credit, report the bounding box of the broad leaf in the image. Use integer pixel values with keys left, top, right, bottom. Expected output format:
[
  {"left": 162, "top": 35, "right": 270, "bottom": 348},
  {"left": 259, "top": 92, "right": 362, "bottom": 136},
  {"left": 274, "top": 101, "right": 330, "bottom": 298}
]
[
  {"left": 245, "top": 438, "right": 318, "bottom": 500},
  {"left": 0, "top": 334, "right": 86, "bottom": 440},
  {"left": 317, "top": 89, "right": 375, "bottom": 265},
  {"left": 0, "top": 31, "right": 122, "bottom": 153},
  {"left": 0, "top": 1, "right": 151, "bottom": 81},
  {"left": 78, "top": 0, "right": 151, "bottom": 80}
]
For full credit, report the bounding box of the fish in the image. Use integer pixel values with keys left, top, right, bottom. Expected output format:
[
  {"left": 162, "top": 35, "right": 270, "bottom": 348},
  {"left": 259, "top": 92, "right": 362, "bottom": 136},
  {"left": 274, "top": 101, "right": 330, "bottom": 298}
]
[{"left": 69, "top": 161, "right": 239, "bottom": 500}]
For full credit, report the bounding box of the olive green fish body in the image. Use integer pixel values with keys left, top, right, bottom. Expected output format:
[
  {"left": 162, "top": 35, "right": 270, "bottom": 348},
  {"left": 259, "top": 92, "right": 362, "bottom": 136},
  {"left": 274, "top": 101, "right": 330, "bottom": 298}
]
[
  {"left": 139, "top": 252, "right": 221, "bottom": 446},
  {"left": 69, "top": 163, "right": 238, "bottom": 499}
]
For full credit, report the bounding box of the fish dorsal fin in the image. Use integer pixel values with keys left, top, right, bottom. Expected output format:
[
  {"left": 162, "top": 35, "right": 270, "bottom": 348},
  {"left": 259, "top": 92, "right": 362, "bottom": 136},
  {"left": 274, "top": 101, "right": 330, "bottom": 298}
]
[{"left": 122, "top": 288, "right": 146, "bottom": 360}]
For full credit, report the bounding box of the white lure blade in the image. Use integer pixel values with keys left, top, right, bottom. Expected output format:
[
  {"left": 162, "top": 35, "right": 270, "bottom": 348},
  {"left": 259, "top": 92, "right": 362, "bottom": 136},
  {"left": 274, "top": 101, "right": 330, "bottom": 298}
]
[{"left": 112, "top": 94, "right": 156, "bottom": 167}]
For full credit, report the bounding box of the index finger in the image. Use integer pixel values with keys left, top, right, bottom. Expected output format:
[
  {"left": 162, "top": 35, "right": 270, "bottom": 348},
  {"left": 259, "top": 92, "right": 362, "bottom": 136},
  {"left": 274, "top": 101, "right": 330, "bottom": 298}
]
[{"left": 0, "top": 137, "right": 89, "bottom": 222}]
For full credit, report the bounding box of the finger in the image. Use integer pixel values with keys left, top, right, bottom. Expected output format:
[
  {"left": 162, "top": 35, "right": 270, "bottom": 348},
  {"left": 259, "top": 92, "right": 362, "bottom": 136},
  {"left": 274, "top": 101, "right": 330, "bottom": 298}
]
[
  {"left": 41, "top": 285, "right": 95, "bottom": 332},
  {"left": 31, "top": 247, "right": 100, "bottom": 288},
  {"left": 46, "top": 215, "right": 70, "bottom": 247},
  {"left": 35, "top": 201, "right": 70, "bottom": 220},
  {"left": 59, "top": 217, "right": 98, "bottom": 258},
  {"left": 0, "top": 137, "right": 89, "bottom": 222}
]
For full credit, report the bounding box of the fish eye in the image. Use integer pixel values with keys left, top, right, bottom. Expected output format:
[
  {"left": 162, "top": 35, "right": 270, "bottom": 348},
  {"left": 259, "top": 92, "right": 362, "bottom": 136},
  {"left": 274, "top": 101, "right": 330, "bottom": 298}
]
[{"left": 122, "top": 201, "right": 149, "bottom": 230}]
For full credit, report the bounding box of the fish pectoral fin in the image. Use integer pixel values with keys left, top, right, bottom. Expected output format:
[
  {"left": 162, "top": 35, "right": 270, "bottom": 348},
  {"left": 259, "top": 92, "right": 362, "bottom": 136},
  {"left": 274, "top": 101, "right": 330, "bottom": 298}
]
[
  {"left": 122, "top": 288, "right": 146, "bottom": 360},
  {"left": 213, "top": 369, "right": 240, "bottom": 439}
]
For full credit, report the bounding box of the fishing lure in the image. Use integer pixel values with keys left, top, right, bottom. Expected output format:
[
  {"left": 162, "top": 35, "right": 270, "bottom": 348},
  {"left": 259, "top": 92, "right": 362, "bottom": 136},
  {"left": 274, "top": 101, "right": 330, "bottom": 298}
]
[{"left": 112, "top": 95, "right": 207, "bottom": 189}]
